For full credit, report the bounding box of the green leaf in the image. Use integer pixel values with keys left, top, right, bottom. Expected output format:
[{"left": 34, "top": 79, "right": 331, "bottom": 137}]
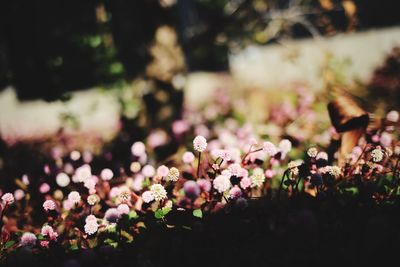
[
  {"left": 193, "top": 209, "right": 203, "bottom": 218},
  {"left": 162, "top": 207, "right": 171, "bottom": 216},
  {"left": 70, "top": 244, "right": 79, "bottom": 251},
  {"left": 154, "top": 209, "right": 164, "bottom": 219},
  {"left": 4, "top": 240, "right": 15, "bottom": 249},
  {"left": 128, "top": 210, "right": 139, "bottom": 219}
]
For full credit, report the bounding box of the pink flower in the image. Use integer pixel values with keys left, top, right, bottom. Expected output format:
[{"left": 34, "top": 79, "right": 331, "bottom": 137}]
[
  {"left": 43, "top": 200, "right": 56, "bottom": 211},
  {"left": 279, "top": 139, "right": 292, "bottom": 153},
  {"left": 74, "top": 164, "right": 92, "bottom": 182},
  {"left": 148, "top": 130, "right": 168, "bottom": 148},
  {"left": 197, "top": 179, "right": 211, "bottom": 192},
  {"left": 1, "top": 193, "right": 14, "bottom": 204},
  {"left": 352, "top": 146, "right": 363, "bottom": 157},
  {"left": 142, "top": 165, "right": 155, "bottom": 177},
  {"left": 41, "top": 225, "right": 58, "bottom": 240},
  {"left": 85, "top": 215, "right": 97, "bottom": 223},
  {"left": 380, "top": 132, "right": 392, "bottom": 147},
  {"left": 40, "top": 240, "right": 50, "bottom": 248},
  {"left": 372, "top": 135, "right": 380, "bottom": 143},
  {"left": 20, "top": 232, "right": 37, "bottom": 246},
  {"left": 228, "top": 163, "right": 242, "bottom": 177},
  {"left": 265, "top": 169, "right": 274, "bottom": 179},
  {"left": 262, "top": 141, "right": 277, "bottom": 156},
  {"left": 172, "top": 120, "right": 189, "bottom": 135},
  {"left": 213, "top": 175, "right": 231, "bottom": 193},
  {"left": 84, "top": 179, "right": 96, "bottom": 191},
  {"left": 142, "top": 191, "right": 155, "bottom": 203},
  {"left": 131, "top": 141, "right": 146, "bottom": 156},
  {"left": 193, "top": 135, "right": 207, "bottom": 152},
  {"left": 219, "top": 150, "right": 232, "bottom": 161},
  {"left": 109, "top": 187, "right": 121, "bottom": 198},
  {"left": 229, "top": 186, "right": 242, "bottom": 199},
  {"left": 63, "top": 200, "right": 73, "bottom": 211},
  {"left": 157, "top": 165, "right": 169, "bottom": 177},
  {"left": 386, "top": 110, "right": 399, "bottom": 122},
  {"left": 240, "top": 177, "right": 251, "bottom": 189},
  {"left": 68, "top": 191, "right": 81, "bottom": 204},
  {"left": 100, "top": 168, "right": 114, "bottom": 181},
  {"left": 14, "top": 189, "right": 25, "bottom": 201},
  {"left": 84, "top": 221, "right": 99, "bottom": 235},
  {"left": 117, "top": 204, "right": 130, "bottom": 214},
  {"left": 316, "top": 152, "right": 328, "bottom": 161},
  {"left": 182, "top": 152, "right": 195, "bottom": 164},
  {"left": 39, "top": 183, "right": 50, "bottom": 194}
]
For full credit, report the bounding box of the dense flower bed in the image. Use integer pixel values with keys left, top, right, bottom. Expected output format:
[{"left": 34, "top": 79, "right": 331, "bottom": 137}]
[{"left": 1, "top": 87, "right": 400, "bottom": 266}]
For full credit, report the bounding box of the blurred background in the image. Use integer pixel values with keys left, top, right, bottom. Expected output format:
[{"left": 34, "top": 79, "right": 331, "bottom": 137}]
[{"left": 1, "top": 0, "right": 400, "bottom": 178}]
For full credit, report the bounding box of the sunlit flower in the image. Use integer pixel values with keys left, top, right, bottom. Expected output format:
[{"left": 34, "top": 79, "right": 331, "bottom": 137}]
[
  {"left": 100, "top": 168, "right": 114, "bottom": 181},
  {"left": 74, "top": 164, "right": 92, "bottom": 183},
  {"left": 43, "top": 200, "right": 56, "bottom": 211},
  {"left": 117, "top": 204, "right": 130, "bottom": 214},
  {"left": 193, "top": 135, "right": 207, "bottom": 152},
  {"left": 142, "top": 191, "right": 155, "bottom": 203},
  {"left": 157, "top": 165, "right": 169, "bottom": 177},
  {"left": 387, "top": 110, "right": 399, "bottom": 122},
  {"left": 1, "top": 193, "right": 14, "bottom": 204},
  {"left": 213, "top": 175, "right": 231, "bottom": 193},
  {"left": 166, "top": 167, "right": 180, "bottom": 182},
  {"left": 68, "top": 191, "right": 81, "bottom": 204},
  {"left": 182, "top": 151, "right": 195, "bottom": 164},
  {"left": 371, "top": 148, "right": 384, "bottom": 162},
  {"left": 307, "top": 147, "right": 318, "bottom": 158},
  {"left": 56, "top": 172, "right": 70, "bottom": 187},
  {"left": 262, "top": 141, "right": 277, "bottom": 156},
  {"left": 251, "top": 169, "right": 265, "bottom": 188},
  {"left": 87, "top": 194, "right": 99, "bottom": 206},
  {"left": 279, "top": 139, "right": 292, "bottom": 153},
  {"left": 142, "top": 165, "right": 155, "bottom": 177},
  {"left": 84, "top": 221, "right": 99, "bottom": 235},
  {"left": 150, "top": 184, "right": 168, "bottom": 201},
  {"left": 131, "top": 141, "right": 146, "bottom": 156}
]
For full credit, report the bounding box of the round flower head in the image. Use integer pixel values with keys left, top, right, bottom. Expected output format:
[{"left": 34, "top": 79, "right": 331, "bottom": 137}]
[
  {"left": 109, "top": 187, "right": 121, "bottom": 199},
  {"left": 84, "top": 221, "right": 99, "bottom": 235},
  {"left": 193, "top": 135, "right": 207, "bottom": 152},
  {"left": 100, "top": 168, "right": 114, "bottom": 181},
  {"left": 380, "top": 132, "right": 392, "bottom": 147},
  {"left": 74, "top": 164, "right": 92, "bottom": 182},
  {"left": 166, "top": 167, "right": 180, "bottom": 182},
  {"left": 197, "top": 179, "right": 211, "bottom": 192},
  {"left": 182, "top": 152, "right": 195, "bottom": 164},
  {"left": 142, "top": 165, "right": 155, "bottom": 177},
  {"left": 316, "top": 152, "right": 328, "bottom": 161},
  {"left": 131, "top": 141, "right": 146, "bottom": 157},
  {"left": 279, "top": 139, "right": 292, "bottom": 153},
  {"left": 229, "top": 186, "right": 242, "bottom": 199},
  {"left": 251, "top": 171, "right": 265, "bottom": 188},
  {"left": 118, "top": 190, "right": 131, "bottom": 203},
  {"left": 104, "top": 208, "right": 121, "bottom": 223},
  {"left": 56, "top": 172, "right": 70, "bottom": 187},
  {"left": 70, "top": 150, "right": 81, "bottom": 161},
  {"left": 39, "top": 183, "right": 50, "bottom": 194},
  {"left": 43, "top": 200, "right": 56, "bottom": 211},
  {"left": 218, "top": 150, "right": 232, "bottom": 161},
  {"left": 228, "top": 163, "right": 242, "bottom": 177},
  {"left": 371, "top": 148, "right": 384, "bottom": 162},
  {"left": 63, "top": 200, "right": 73, "bottom": 211},
  {"left": 20, "top": 232, "right": 37, "bottom": 247},
  {"left": 172, "top": 120, "right": 189, "bottom": 135},
  {"left": 150, "top": 184, "right": 168, "bottom": 201},
  {"left": 117, "top": 203, "right": 130, "bottom": 214},
  {"left": 142, "top": 191, "right": 155, "bottom": 203},
  {"left": 68, "top": 191, "right": 81, "bottom": 204},
  {"left": 14, "top": 189, "right": 25, "bottom": 201},
  {"left": 85, "top": 215, "right": 97, "bottom": 223},
  {"left": 130, "top": 162, "right": 141, "bottom": 173},
  {"left": 1, "top": 193, "right": 14, "bottom": 204},
  {"left": 307, "top": 147, "right": 318, "bottom": 158},
  {"left": 40, "top": 225, "right": 54, "bottom": 236},
  {"left": 87, "top": 194, "right": 99, "bottom": 206},
  {"left": 84, "top": 179, "right": 96, "bottom": 191},
  {"left": 265, "top": 169, "right": 274, "bottom": 179},
  {"left": 262, "top": 141, "right": 277, "bottom": 156},
  {"left": 157, "top": 165, "right": 169, "bottom": 177},
  {"left": 213, "top": 175, "right": 231, "bottom": 193},
  {"left": 386, "top": 110, "right": 399, "bottom": 122},
  {"left": 371, "top": 135, "right": 380, "bottom": 143},
  {"left": 183, "top": 181, "right": 201, "bottom": 199},
  {"left": 240, "top": 177, "right": 251, "bottom": 190},
  {"left": 329, "top": 166, "right": 341, "bottom": 178}
]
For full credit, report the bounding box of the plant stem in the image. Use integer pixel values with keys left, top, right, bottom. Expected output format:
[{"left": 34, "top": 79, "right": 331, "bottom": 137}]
[{"left": 197, "top": 152, "right": 202, "bottom": 178}]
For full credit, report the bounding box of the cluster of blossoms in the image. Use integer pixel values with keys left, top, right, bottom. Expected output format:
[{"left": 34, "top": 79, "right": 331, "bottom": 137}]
[{"left": 0, "top": 84, "right": 399, "bottom": 256}]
